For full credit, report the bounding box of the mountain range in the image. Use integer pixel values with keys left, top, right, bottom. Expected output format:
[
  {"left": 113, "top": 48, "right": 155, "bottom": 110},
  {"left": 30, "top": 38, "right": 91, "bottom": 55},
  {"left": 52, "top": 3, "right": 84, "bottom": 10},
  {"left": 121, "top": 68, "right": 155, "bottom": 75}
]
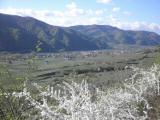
[{"left": 0, "top": 13, "right": 160, "bottom": 53}]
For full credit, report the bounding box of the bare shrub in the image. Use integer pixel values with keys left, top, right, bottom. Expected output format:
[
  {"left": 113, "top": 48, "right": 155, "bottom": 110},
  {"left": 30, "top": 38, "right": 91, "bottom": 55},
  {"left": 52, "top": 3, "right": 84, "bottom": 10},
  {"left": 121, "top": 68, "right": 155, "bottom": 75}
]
[{"left": 3, "top": 64, "right": 160, "bottom": 120}]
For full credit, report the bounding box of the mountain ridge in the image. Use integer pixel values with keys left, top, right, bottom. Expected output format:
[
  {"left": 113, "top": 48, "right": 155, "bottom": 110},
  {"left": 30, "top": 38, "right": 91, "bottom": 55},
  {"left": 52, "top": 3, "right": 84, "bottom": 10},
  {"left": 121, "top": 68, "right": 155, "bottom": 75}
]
[{"left": 0, "top": 13, "right": 160, "bottom": 53}]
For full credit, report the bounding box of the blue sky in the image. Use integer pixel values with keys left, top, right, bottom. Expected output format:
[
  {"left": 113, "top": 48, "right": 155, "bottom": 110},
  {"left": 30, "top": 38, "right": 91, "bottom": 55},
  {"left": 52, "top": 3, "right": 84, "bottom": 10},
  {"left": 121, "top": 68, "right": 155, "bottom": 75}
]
[{"left": 0, "top": 0, "right": 160, "bottom": 33}]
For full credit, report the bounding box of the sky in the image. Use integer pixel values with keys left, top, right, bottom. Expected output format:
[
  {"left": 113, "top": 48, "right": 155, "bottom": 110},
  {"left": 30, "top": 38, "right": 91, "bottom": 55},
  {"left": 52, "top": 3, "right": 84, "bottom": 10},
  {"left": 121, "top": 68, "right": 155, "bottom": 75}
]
[{"left": 0, "top": 0, "right": 160, "bottom": 34}]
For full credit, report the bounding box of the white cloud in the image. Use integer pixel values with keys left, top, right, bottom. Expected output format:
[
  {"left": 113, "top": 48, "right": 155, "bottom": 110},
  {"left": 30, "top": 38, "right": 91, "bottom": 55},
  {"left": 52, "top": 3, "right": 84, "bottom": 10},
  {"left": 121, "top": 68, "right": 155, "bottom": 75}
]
[
  {"left": 65, "top": 2, "right": 84, "bottom": 17},
  {"left": 112, "top": 7, "right": 120, "bottom": 12},
  {"left": 66, "top": 2, "right": 77, "bottom": 9},
  {"left": 107, "top": 16, "right": 160, "bottom": 34},
  {"left": 97, "top": 0, "right": 112, "bottom": 4},
  {"left": 95, "top": 10, "right": 104, "bottom": 15},
  {"left": 86, "top": 9, "right": 94, "bottom": 15},
  {"left": 122, "top": 11, "right": 131, "bottom": 16}
]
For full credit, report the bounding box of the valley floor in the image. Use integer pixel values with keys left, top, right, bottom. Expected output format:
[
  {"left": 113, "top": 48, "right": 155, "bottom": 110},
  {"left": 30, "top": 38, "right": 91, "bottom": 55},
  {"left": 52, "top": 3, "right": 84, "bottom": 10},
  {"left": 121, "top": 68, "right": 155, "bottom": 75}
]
[{"left": 0, "top": 47, "right": 160, "bottom": 119}]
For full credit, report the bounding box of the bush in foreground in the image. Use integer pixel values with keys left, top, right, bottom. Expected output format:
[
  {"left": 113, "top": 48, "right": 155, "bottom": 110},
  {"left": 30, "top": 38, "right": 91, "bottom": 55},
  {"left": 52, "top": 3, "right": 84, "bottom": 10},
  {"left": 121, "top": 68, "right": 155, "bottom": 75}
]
[{"left": 1, "top": 64, "right": 160, "bottom": 120}]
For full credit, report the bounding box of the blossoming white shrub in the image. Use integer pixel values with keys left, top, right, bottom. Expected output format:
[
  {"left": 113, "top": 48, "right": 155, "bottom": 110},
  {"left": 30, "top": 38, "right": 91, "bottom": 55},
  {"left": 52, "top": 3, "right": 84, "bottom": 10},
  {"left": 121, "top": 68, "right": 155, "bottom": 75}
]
[{"left": 13, "top": 64, "right": 160, "bottom": 120}]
